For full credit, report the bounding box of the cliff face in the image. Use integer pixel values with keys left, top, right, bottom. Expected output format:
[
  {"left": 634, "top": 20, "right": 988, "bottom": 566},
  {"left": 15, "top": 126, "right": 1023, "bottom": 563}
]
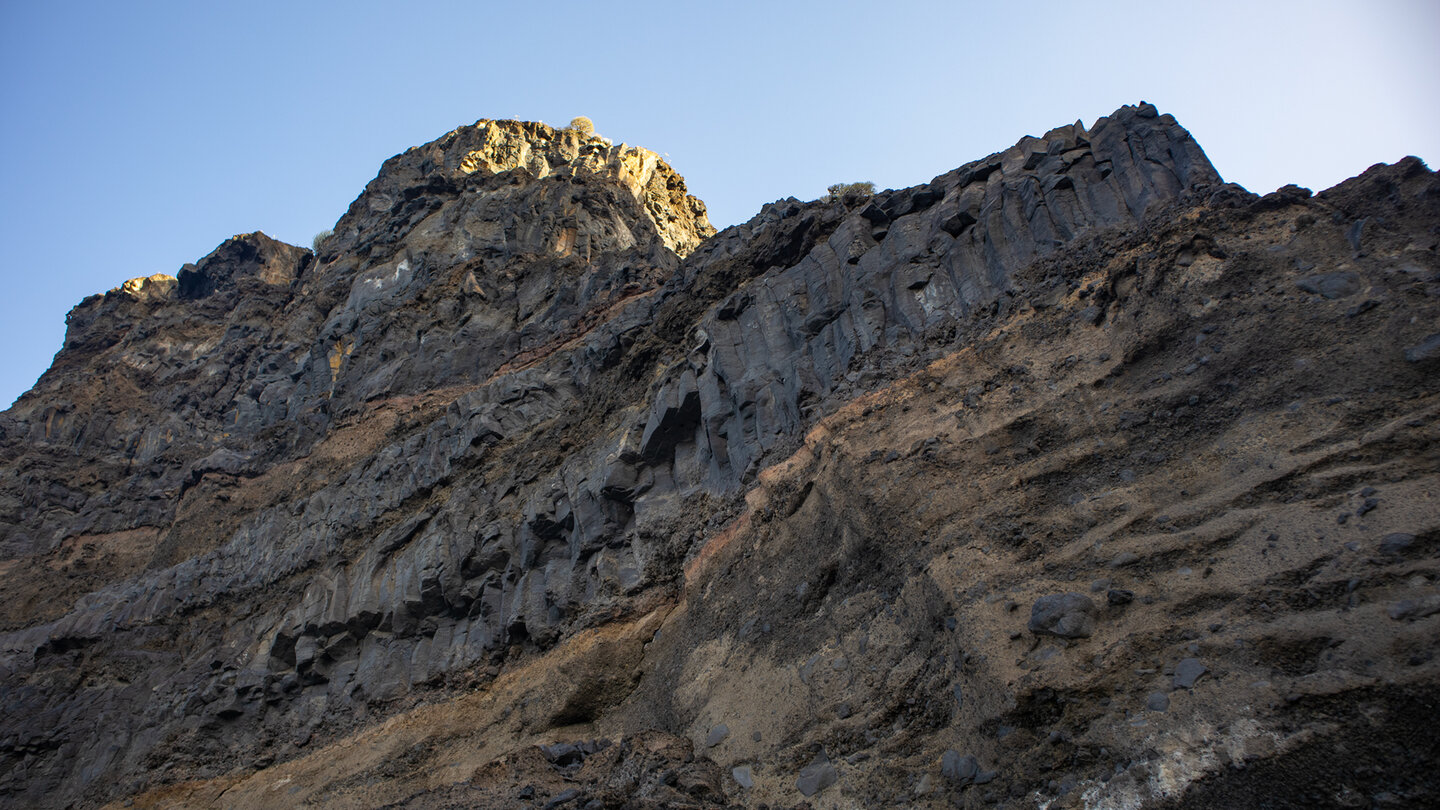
[{"left": 2, "top": 106, "right": 1438, "bottom": 810}]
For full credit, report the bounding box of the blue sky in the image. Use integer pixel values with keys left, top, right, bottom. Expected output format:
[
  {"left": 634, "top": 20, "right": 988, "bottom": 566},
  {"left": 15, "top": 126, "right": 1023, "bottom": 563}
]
[{"left": 2, "top": 0, "right": 1437, "bottom": 408}]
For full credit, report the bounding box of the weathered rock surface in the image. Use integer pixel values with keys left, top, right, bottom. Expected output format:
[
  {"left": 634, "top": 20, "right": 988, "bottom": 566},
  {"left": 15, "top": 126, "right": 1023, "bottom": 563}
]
[{"left": 1, "top": 105, "right": 1438, "bottom": 809}]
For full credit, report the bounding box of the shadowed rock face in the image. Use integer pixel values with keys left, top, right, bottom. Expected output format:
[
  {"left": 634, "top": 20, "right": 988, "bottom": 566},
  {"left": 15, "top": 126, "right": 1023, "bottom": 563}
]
[{"left": 2, "top": 105, "right": 1438, "bottom": 810}]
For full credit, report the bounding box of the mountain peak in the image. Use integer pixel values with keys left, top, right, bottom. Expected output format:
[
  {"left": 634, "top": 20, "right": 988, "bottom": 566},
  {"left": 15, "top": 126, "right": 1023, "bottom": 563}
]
[{"left": 320, "top": 118, "right": 714, "bottom": 268}]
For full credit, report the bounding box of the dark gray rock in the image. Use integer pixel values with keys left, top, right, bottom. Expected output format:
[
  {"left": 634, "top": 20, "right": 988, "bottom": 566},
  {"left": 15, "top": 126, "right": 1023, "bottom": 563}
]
[
  {"left": 1108, "top": 589, "right": 1135, "bottom": 606},
  {"left": 1146, "top": 692, "right": 1171, "bottom": 712},
  {"left": 1404, "top": 333, "right": 1440, "bottom": 362},
  {"left": 942, "top": 750, "right": 978, "bottom": 784},
  {"left": 704, "top": 723, "right": 729, "bottom": 747},
  {"left": 1380, "top": 533, "right": 1416, "bottom": 555},
  {"left": 544, "top": 788, "right": 581, "bottom": 809},
  {"left": 1109, "top": 551, "right": 1140, "bottom": 568},
  {"left": 1388, "top": 596, "right": 1440, "bottom": 621},
  {"left": 1172, "top": 658, "right": 1208, "bottom": 689},
  {"left": 941, "top": 750, "right": 996, "bottom": 787},
  {"left": 1028, "top": 593, "right": 1097, "bottom": 638},
  {"left": 796, "top": 752, "right": 838, "bottom": 796},
  {"left": 540, "top": 743, "right": 584, "bottom": 766},
  {"left": 1296, "top": 271, "right": 1362, "bottom": 299}
]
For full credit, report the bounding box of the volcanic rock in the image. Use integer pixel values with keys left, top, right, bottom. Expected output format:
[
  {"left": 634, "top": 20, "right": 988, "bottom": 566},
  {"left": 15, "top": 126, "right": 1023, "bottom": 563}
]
[
  {"left": 2, "top": 106, "right": 1439, "bottom": 810},
  {"left": 1028, "top": 592, "right": 1098, "bottom": 638}
]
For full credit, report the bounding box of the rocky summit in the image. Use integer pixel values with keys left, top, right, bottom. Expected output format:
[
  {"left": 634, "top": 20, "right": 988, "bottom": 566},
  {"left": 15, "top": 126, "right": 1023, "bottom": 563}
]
[{"left": 1, "top": 106, "right": 1437, "bottom": 809}]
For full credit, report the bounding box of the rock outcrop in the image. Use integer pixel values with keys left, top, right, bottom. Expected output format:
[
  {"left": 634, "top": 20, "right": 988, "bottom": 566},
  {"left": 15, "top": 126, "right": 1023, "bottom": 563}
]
[{"left": 1, "top": 105, "right": 1437, "bottom": 809}]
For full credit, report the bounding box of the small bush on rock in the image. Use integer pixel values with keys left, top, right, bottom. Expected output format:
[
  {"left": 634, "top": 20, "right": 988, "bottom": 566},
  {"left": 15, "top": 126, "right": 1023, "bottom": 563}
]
[
  {"left": 826, "top": 181, "right": 875, "bottom": 202},
  {"left": 311, "top": 229, "right": 332, "bottom": 253},
  {"left": 566, "top": 116, "right": 595, "bottom": 137}
]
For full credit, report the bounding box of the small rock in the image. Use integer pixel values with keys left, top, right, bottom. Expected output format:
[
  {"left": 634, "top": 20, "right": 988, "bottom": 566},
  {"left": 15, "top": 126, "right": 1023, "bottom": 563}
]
[
  {"left": 752, "top": 731, "right": 762, "bottom": 742},
  {"left": 1387, "top": 595, "right": 1440, "bottom": 621},
  {"left": 540, "top": 743, "right": 584, "bottom": 766},
  {"left": 1028, "top": 593, "right": 1097, "bottom": 638},
  {"left": 1387, "top": 601, "right": 1415, "bottom": 620},
  {"left": 1172, "top": 658, "right": 1208, "bottom": 689},
  {"left": 941, "top": 750, "right": 995, "bottom": 786},
  {"left": 1146, "top": 692, "right": 1171, "bottom": 712},
  {"left": 914, "top": 772, "right": 935, "bottom": 796},
  {"left": 705, "top": 723, "right": 729, "bottom": 747},
  {"left": 1090, "top": 578, "right": 1112, "bottom": 592},
  {"left": 836, "top": 703, "right": 852, "bottom": 720},
  {"left": 1296, "top": 271, "right": 1362, "bottom": 299},
  {"left": 1403, "top": 333, "right": 1440, "bottom": 363},
  {"left": 732, "top": 765, "right": 754, "bottom": 789},
  {"left": 1356, "top": 497, "right": 1379, "bottom": 516},
  {"left": 1380, "top": 533, "right": 1416, "bottom": 555},
  {"left": 796, "top": 753, "right": 838, "bottom": 797},
  {"left": 1107, "top": 589, "right": 1134, "bottom": 606},
  {"left": 544, "top": 788, "right": 581, "bottom": 809},
  {"left": 1109, "top": 551, "right": 1140, "bottom": 568}
]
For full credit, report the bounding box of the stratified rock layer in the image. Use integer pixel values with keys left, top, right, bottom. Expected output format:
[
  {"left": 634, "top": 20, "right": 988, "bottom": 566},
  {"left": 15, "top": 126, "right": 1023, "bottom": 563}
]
[{"left": 2, "top": 105, "right": 1438, "bottom": 810}]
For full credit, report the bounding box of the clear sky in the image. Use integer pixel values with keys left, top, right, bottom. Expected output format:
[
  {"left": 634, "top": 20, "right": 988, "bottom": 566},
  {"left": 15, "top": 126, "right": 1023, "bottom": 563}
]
[{"left": 2, "top": 0, "right": 1437, "bottom": 408}]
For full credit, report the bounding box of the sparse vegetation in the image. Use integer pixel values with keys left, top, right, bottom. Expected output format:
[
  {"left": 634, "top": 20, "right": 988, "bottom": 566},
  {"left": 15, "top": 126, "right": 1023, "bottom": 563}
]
[
  {"left": 312, "top": 229, "right": 332, "bottom": 253},
  {"left": 566, "top": 116, "right": 595, "bottom": 137},
  {"left": 826, "top": 181, "right": 875, "bottom": 202}
]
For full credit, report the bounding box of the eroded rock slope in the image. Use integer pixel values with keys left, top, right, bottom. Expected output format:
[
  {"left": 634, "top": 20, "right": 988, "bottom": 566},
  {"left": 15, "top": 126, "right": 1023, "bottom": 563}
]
[{"left": 1, "top": 105, "right": 1437, "bottom": 809}]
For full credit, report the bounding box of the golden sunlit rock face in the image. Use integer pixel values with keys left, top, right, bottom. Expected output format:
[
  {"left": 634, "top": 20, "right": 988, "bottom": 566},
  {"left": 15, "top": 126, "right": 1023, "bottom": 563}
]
[{"left": 2, "top": 106, "right": 1439, "bottom": 809}]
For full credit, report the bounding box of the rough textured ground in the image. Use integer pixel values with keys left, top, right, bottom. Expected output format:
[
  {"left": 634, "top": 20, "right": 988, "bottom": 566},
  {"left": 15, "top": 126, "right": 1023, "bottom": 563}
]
[{"left": 2, "top": 106, "right": 1437, "bottom": 809}]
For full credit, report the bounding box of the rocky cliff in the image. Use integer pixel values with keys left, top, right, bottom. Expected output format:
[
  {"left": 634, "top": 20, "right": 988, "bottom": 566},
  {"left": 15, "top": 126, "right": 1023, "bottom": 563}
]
[{"left": 1, "top": 106, "right": 1437, "bottom": 809}]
